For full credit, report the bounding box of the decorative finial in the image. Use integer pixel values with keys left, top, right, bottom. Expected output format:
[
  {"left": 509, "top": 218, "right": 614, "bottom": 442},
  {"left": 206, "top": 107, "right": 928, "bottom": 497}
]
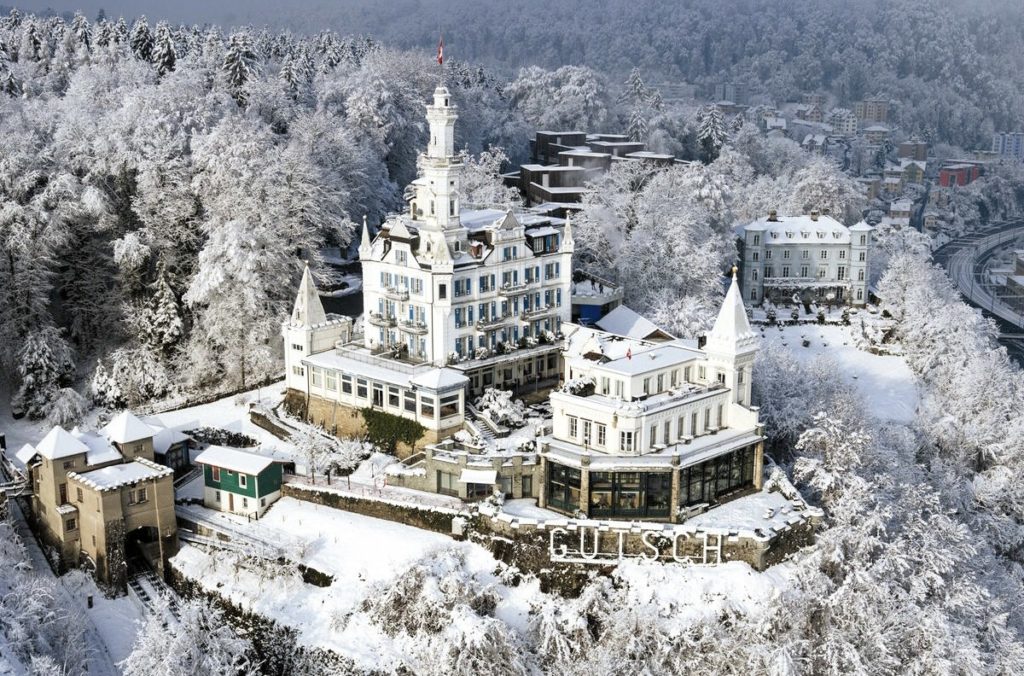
[
  {"left": 731, "top": 265, "right": 738, "bottom": 279},
  {"left": 363, "top": 214, "right": 367, "bottom": 227}
]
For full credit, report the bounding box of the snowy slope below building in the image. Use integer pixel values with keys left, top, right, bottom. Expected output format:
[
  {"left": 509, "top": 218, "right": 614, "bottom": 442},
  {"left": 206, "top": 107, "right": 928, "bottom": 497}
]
[
  {"left": 761, "top": 324, "right": 919, "bottom": 423},
  {"left": 171, "top": 497, "right": 794, "bottom": 671}
]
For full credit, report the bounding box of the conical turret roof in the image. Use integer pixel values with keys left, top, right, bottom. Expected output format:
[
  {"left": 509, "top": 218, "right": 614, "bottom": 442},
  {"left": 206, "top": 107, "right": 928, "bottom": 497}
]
[
  {"left": 291, "top": 263, "right": 327, "bottom": 327},
  {"left": 706, "top": 267, "right": 758, "bottom": 355}
]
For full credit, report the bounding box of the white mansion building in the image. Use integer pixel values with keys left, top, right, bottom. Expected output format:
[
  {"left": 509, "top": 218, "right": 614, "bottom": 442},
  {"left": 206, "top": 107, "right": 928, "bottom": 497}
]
[
  {"left": 536, "top": 270, "right": 764, "bottom": 520},
  {"left": 283, "top": 85, "right": 572, "bottom": 448},
  {"left": 388, "top": 270, "right": 766, "bottom": 522},
  {"left": 738, "top": 210, "right": 873, "bottom": 306}
]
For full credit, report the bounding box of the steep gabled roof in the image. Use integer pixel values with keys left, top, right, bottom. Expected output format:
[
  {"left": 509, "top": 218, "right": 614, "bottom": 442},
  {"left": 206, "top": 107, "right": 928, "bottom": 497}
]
[
  {"left": 35, "top": 426, "right": 89, "bottom": 460},
  {"left": 102, "top": 411, "right": 155, "bottom": 445}
]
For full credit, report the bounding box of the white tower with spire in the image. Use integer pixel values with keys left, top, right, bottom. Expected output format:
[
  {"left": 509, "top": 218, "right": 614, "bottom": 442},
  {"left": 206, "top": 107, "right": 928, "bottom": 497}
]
[
  {"left": 704, "top": 267, "right": 759, "bottom": 406},
  {"left": 410, "top": 86, "right": 463, "bottom": 241},
  {"left": 282, "top": 263, "right": 353, "bottom": 392}
]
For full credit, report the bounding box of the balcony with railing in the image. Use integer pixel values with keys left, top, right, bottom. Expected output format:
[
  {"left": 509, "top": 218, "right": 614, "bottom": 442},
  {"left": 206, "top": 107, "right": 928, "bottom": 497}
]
[
  {"left": 367, "top": 312, "right": 397, "bottom": 328},
  {"left": 475, "top": 313, "right": 514, "bottom": 331},
  {"left": 497, "top": 279, "right": 538, "bottom": 297},
  {"left": 382, "top": 286, "right": 410, "bottom": 302},
  {"left": 521, "top": 304, "right": 557, "bottom": 321},
  {"left": 399, "top": 318, "right": 429, "bottom": 335},
  {"left": 763, "top": 276, "right": 851, "bottom": 288}
]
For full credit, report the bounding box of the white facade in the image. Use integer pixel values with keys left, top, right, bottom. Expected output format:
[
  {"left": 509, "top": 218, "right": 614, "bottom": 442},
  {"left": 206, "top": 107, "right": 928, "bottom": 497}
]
[
  {"left": 739, "top": 211, "right": 873, "bottom": 306},
  {"left": 282, "top": 262, "right": 468, "bottom": 435},
  {"left": 359, "top": 85, "right": 573, "bottom": 395},
  {"left": 361, "top": 85, "right": 573, "bottom": 366},
  {"left": 538, "top": 274, "right": 765, "bottom": 520}
]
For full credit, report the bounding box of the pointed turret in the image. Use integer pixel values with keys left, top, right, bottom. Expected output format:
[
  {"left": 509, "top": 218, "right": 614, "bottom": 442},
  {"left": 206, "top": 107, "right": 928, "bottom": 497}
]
[
  {"left": 704, "top": 266, "right": 758, "bottom": 406},
  {"left": 358, "top": 215, "right": 372, "bottom": 260},
  {"left": 561, "top": 213, "right": 575, "bottom": 253},
  {"left": 707, "top": 267, "right": 757, "bottom": 353},
  {"left": 291, "top": 263, "right": 327, "bottom": 327}
]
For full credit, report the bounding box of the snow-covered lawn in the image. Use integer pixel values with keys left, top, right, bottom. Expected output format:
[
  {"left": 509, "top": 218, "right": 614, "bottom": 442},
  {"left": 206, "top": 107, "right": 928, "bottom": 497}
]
[
  {"left": 172, "top": 497, "right": 528, "bottom": 668},
  {"left": 154, "top": 381, "right": 299, "bottom": 461},
  {"left": 172, "top": 495, "right": 792, "bottom": 669},
  {"left": 762, "top": 324, "right": 920, "bottom": 423}
]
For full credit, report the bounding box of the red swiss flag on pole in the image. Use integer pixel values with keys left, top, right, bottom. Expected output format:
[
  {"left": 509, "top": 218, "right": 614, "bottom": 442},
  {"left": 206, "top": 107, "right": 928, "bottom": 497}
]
[
  {"left": 626, "top": 347, "right": 632, "bottom": 360},
  {"left": 437, "top": 36, "right": 444, "bottom": 65}
]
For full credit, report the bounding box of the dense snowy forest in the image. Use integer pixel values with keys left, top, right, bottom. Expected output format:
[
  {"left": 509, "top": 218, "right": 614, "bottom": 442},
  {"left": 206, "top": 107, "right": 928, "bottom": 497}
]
[
  {"left": 17, "top": 0, "right": 1021, "bottom": 150},
  {"left": 0, "top": 7, "right": 878, "bottom": 419},
  {"left": 3, "top": 4, "right": 1024, "bottom": 674}
]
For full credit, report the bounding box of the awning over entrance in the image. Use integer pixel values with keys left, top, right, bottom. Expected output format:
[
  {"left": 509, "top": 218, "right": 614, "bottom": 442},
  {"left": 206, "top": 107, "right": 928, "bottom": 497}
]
[{"left": 458, "top": 469, "right": 497, "bottom": 485}]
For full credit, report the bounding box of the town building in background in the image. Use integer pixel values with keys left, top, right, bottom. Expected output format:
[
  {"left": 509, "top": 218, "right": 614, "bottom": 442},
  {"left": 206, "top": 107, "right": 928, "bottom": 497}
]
[
  {"left": 738, "top": 210, "right": 873, "bottom": 306},
  {"left": 992, "top": 132, "right": 1024, "bottom": 161}
]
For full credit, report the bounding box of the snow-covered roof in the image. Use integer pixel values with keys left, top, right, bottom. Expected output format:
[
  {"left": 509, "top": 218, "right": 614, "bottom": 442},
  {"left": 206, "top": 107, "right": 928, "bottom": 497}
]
[
  {"left": 900, "top": 158, "right": 926, "bottom": 171},
  {"left": 408, "top": 368, "right": 469, "bottom": 392},
  {"left": 69, "top": 458, "right": 173, "bottom": 492},
  {"left": 15, "top": 443, "right": 38, "bottom": 466},
  {"left": 593, "top": 343, "right": 704, "bottom": 377},
  {"left": 526, "top": 226, "right": 559, "bottom": 238},
  {"left": 102, "top": 411, "right": 154, "bottom": 445},
  {"left": 849, "top": 221, "right": 875, "bottom": 231},
  {"left": 195, "top": 446, "right": 276, "bottom": 475},
  {"left": 71, "top": 428, "right": 123, "bottom": 466},
  {"left": 35, "top": 426, "right": 89, "bottom": 460},
  {"left": 457, "top": 469, "right": 497, "bottom": 485},
  {"left": 863, "top": 125, "right": 890, "bottom": 132},
  {"left": 741, "top": 214, "right": 852, "bottom": 244},
  {"left": 595, "top": 305, "right": 671, "bottom": 340},
  {"left": 304, "top": 350, "right": 416, "bottom": 389},
  {"left": 147, "top": 422, "right": 194, "bottom": 455}
]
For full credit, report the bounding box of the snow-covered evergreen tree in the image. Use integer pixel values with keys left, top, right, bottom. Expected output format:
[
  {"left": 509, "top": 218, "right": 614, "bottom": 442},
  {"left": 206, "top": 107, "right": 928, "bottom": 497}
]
[
  {"left": 627, "top": 105, "right": 648, "bottom": 143},
  {"left": 13, "top": 326, "right": 75, "bottom": 419},
  {"left": 141, "top": 265, "right": 184, "bottom": 355},
  {"left": 696, "top": 105, "right": 727, "bottom": 163},
  {"left": 222, "top": 32, "right": 259, "bottom": 102},
  {"left": 128, "top": 16, "right": 152, "bottom": 62},
  {"left": 151, "top": 21, "right": 176, "bottom": 77}
]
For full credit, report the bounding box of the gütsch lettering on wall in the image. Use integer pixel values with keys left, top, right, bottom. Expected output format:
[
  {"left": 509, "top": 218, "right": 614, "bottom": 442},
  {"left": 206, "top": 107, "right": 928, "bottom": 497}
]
[{"left": 547, "top": 525, "right": 723, "bottom": 566}]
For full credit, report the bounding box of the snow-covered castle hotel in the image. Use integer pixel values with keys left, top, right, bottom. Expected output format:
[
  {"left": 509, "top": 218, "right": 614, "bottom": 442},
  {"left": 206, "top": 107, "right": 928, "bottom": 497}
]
[
  {"left": 283, "top": 85, "right": 572, "bottom": 449},
  {"left": 738, "top": 210, "right": 873, "bottom": 306},
  {"left": 536, "top": 270, "right": 764, "bottom": 520}
]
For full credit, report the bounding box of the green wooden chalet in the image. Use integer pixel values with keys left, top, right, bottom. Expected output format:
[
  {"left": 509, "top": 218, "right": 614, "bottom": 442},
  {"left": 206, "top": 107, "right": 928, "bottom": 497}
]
[{"left": 194, "top": 446, "right": 283, "bottom": 518}]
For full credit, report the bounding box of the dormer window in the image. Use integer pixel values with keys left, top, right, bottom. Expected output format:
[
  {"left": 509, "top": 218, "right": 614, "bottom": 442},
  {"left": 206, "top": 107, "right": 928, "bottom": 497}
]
[
  {"left": 800, "top": 231, "right": 809, "bottom": 238},
  {"left": 785, "top": 231, "right": 793, "bottom": 238},
  {"left": 817, "top": 231, "right": 824, "bottom": 238}
]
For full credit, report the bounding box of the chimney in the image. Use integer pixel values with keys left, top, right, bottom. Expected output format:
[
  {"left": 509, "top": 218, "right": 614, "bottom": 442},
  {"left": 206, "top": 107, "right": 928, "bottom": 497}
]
[
  {"left": 767, "top": 209, "right": 778, "bottom": 222},
  {"left": 810, "top": 210, "right": 819, "bottom": 221}
]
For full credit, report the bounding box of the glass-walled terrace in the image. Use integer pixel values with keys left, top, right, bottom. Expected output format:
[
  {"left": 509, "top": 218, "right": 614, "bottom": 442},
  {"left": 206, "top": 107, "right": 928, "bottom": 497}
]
[{"left": 545, "top": 443, "right": 758, "bottom": 520}]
